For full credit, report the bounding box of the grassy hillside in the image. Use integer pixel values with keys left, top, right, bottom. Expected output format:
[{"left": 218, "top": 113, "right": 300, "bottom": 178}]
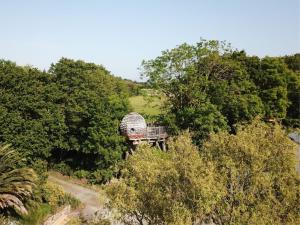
[{"left": 129, "top": 90, "right": 164, "bottom": 116}]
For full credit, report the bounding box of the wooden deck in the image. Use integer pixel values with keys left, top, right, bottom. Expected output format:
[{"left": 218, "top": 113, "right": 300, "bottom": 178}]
[{"left": 145, "top": 126, "right": 168, "bottom": 140}]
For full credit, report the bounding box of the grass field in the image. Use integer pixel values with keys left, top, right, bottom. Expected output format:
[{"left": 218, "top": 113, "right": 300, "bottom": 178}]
[{"left": 129, "top": 95, "right": 164, "bottom": 116}]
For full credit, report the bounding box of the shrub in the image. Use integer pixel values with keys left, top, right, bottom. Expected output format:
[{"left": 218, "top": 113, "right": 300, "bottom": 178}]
[
  {"left": 52, "top": 162, "right": 73, "bottom": 176},
  {"left": 42, "top": 181, "right": 66, "bottom": 208},
  {"left": 31, "top": 159, "right": 48, "bottom": 184},
  {"left": 63, "top": 193, "right": 81, "bottom": 209},
  {"left": 90, "top": 169, "right": 114, "bottom": 184},
  {"left": 41, "top": 181, "right": 80, "bottom": 210},
  {"left": 73, "top": 170, "right": 90, "bottom": 179}
]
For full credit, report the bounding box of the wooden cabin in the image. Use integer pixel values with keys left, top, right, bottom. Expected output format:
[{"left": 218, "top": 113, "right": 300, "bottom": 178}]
[{"left": 120, "top": 112, "right": 168, "bottom": 151}]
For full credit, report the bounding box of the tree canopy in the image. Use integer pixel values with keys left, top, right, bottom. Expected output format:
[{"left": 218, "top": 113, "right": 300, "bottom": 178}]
[
  {"left": 202, "top": 119, "right": 299, "bottom": 224},
  {"left": 0, "top": 58, "right": 134, "bottom": 182},
  {"left": 106, "top": 120, "right": 299, "bottom": 225},
  {"left": 141, "top": 40, "right": 300, "bottom": 143},
  {"left": 106, "top": 132, "right": 223, "bottom": 225}
]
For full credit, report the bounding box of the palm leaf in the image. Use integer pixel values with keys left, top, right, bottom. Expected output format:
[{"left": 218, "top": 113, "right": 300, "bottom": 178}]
[{"left": 0, "top": 144, "right": 37, "bottom": 215}]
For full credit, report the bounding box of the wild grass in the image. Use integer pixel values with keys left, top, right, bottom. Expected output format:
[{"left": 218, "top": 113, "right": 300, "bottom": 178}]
[
  {"left": 20, "top": 203, "right": 51, "bottom": 225},
  {"left": 129, "top": 93, "right": 164, "bottom": 116}
]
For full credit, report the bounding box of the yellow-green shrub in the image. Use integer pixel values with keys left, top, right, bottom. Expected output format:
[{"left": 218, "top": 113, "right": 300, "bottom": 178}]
[{"left": 42, "top": 181, "right": 66, "bottom": 208}]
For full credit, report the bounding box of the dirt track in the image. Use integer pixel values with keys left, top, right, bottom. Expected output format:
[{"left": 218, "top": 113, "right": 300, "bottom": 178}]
[{"left": 48, "top": 175, "right": 104, "bottom": 219}]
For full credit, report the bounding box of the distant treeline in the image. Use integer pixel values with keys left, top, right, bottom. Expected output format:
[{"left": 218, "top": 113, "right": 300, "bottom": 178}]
[{"left": 0, "top": 58, "right": 142, "bottom": 183}]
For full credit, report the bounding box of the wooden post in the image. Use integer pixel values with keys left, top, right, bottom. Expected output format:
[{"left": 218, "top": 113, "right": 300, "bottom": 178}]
[{"left": 161, "top": 140, "right": 166, "bottom": 151}]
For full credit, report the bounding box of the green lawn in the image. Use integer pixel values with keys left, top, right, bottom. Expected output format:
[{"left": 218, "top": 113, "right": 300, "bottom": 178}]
[{"left": 129, "top": 95, "right": 164, "bottom": 116}]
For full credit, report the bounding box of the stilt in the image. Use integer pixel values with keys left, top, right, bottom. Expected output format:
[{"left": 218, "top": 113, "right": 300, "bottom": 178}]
[{"left": 161, "top": 140, "right": 166, "bottom": 151}]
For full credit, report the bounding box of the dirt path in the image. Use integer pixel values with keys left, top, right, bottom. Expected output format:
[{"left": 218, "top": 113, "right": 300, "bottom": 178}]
[{"left": 48, "top": 175, "right": 105, "bottom": 219}]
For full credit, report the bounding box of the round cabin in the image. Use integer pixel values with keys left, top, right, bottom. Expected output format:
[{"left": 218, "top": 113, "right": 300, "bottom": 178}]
[
  {"left": 120, "top": 112, "right": 147, "bottom": 141},
  {"left": 120, "top": 112, "right": 168, "bottom": 151}
]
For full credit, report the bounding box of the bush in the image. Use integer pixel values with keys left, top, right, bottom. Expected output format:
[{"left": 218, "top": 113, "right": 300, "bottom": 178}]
[
  {"left": 73, "top": 170, "right": 90, "bottom": 179},
  {"left": 52, "top": 162, "right": 73, "bottom": 176},
  {"left": 63, "top": 193, "right": 81, "bottom": 209},
  {"left": 90, "top": 169, "right": 114, "bottom": 184},
  {"left": 42, "top": 181, "right": 66, "bottom": 208},
  {"left": 42, "top": 181, "right": 80, "bottom": 209},
  {"left": 31, "top": 159, "right": 48, "bottom": 183},
  {"left": 67, "top": 216, "right": 111, "bottom": 225}
]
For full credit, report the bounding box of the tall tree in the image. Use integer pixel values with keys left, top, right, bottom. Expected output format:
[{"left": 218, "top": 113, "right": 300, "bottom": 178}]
[
  {"left": 141, "top": 40, "right": 264, "bottom": 143},
  {"left": 142, "top": 41, "right": 299, "bottom": 145},
  {"left": 0, "top": 60, "right": 66, "bottom": 160},
  {"left": 49, "top": 58, "right": 130, "bottom": 178},
  {"left": 283, "top": 54, "right": 300, "bottom": 126},
  {"left": 0, "top": 58, "right": 131, "bottom": 182}
]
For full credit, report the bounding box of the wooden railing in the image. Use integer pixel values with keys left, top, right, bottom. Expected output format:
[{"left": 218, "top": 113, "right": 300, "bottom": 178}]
[{"left": 146, "top": 126, "right": 168, "bottom": 139}]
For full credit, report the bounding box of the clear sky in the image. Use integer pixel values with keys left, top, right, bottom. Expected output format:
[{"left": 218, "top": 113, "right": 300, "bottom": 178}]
[{"left": 1, "top": 0, "right": 299, "bottom": 80}]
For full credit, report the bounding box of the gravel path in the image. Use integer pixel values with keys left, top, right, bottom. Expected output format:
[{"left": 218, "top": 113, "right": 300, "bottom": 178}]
[{"left": 48, "top": 175, "right": 104, "bottom": 219}]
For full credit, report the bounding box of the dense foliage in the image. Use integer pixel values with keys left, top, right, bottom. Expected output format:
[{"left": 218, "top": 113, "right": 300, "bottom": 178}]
[
  {"left": 106, "top": 132, "right": 222, "bottom": 225},
  {"left": 106, "top": 120, "right": 299, "bottom": 225},
  {"left": 202, "top": 120, "right": 299, "bottom": 224},
  {"left": 0, "top": 58, "right": 133, "bottom": 182},
  {"left": 0, "top": 144, "right": 37, "bottom": 215},
  {"left": 0, "top": 41, "right": 299, "bottom": 224},
  {"left": 141, "top": 40, "right": 300, "bottom": 142}
]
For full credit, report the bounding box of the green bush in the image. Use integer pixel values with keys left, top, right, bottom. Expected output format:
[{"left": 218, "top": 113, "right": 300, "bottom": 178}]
[
  {"left": 67, "top": 216, "right": 111, "bottom": 225},
  {"left": 42, "top": 181, "right": 67, "bottom": 208},
  {"left": 73, "top": 170, "right": 90, "bottom": 179},
  {"left": 52, "top": 162, "right": 73, "bottom": 176},
  {"left": 41, "top": 181, "right": 80, "bottom": 209},
  {"left": 31, "top": 159, "right": 48, "bottom": 183},
  {"left": 90, "top": 169, "right": 114, "bottom": 184}
]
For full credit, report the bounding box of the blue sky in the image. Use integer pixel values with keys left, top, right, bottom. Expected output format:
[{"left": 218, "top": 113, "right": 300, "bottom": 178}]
[{"left": 1, "top": 0, "right": 299, "bottom": 80}]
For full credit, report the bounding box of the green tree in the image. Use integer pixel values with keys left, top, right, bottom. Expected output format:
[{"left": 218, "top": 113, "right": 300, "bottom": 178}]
[
  {"left": 0, "top": 60, "right": 66, "bottom": 161},
  {"left": 0, "top": 144, "right": 37, "bottom": 215},
  {"left": 250, "top": 57, "right": 289, "bottom": 119},
  {"left": 285, "top": 69, "right": 300, "bottom": 125},
  {"left": 107, "top": 120, "right": 299, "bottom": 225},
  {"left": 142, "top": 41, "right": 299, "bottom": 145},
  {"left": 141, "top": 40, "right": 264, "bottom": 143},
  {"left": 106, "top": 132, "right": 223, "bottom": 225},
  {"left": 0, "top": 58, "right": 131, "bottom": 183},
  {"left": 232, "top": 52, "right": 298, "bottom": 122},
  {"left": 283, "top": 54, "right": 300, "bottom": 126},
  {"left": 284, "top": 53, "right": 300, "bottom": 72},
  {"left": 202, "top": 119, "right": 299, "bottom": 224},
  {"left": 49, "top": 58, "right": 130, "bottom": 180}
]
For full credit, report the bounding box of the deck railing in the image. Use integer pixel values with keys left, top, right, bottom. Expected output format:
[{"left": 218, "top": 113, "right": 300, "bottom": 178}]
[{"left": 146, "top": 126, "right": 168, "bottom": 139}]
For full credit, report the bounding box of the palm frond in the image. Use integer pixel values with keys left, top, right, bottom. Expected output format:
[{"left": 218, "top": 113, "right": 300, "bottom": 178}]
[{"left": 0, "top": 144, "right": 37, "bottom": 215}]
